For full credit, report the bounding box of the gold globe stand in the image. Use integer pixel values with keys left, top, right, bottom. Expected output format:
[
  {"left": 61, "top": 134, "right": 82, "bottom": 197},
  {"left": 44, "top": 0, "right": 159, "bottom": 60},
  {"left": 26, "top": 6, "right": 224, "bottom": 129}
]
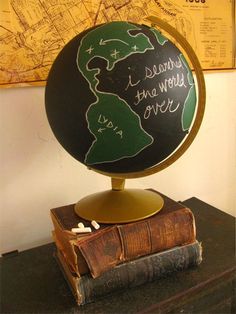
[{"left": 74, "top": 178, "right": 164, "bottom": 223}]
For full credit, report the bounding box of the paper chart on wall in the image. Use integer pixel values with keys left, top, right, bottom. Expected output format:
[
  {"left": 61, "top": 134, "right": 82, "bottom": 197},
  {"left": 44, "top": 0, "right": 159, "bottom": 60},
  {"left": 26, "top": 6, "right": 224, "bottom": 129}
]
[{"left": 0, "top": 0, "right": 235, "bottom": 88}]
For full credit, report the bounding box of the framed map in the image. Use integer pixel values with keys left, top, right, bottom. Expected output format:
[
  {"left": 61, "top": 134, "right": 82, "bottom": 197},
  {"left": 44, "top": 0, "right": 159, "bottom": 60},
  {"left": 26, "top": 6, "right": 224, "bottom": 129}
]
[{"left": 0, "top": 0, "right": 235, "bottom": 88}]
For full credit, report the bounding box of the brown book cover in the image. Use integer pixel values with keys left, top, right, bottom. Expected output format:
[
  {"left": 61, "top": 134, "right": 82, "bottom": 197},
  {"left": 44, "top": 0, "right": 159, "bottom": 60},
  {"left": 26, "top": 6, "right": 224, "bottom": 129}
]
[{"left": 50, "top": 191, "right": 196, "bottom": 278}]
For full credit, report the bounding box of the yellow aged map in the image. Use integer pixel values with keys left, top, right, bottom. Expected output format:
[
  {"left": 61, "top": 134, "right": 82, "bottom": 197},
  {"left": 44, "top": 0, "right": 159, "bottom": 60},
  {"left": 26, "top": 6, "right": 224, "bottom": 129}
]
[{"left": 0, "top": 0, "right": 235, "bottom": 87}]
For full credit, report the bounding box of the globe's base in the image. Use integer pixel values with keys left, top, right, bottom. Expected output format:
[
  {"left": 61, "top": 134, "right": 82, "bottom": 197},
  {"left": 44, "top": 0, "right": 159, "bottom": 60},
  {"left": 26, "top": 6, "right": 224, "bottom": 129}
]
[{"left": 74, "top": 188, "right": 164, "bottom": 223}]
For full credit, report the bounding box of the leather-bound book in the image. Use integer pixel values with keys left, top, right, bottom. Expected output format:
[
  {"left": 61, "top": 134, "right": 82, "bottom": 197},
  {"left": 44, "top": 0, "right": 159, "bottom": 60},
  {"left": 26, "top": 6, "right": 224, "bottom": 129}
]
[
  {"left": 55, "top": 241, "right": 202, "bottom": 306},
  {"left": 50, "top": 191, "right": 196, "bottom": 278}
]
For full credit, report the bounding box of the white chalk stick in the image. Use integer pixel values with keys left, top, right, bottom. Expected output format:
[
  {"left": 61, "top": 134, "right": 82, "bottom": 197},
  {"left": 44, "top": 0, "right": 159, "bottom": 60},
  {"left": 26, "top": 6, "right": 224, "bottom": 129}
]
[
  {"left": 78, "top": 222, "right": 85, "bottom": 228},
  {"left": 91, "top": 220, "right": 100, "bottom": 230},
  {"left": 71, "top": 227, "right": 92, "bottom": 233}
]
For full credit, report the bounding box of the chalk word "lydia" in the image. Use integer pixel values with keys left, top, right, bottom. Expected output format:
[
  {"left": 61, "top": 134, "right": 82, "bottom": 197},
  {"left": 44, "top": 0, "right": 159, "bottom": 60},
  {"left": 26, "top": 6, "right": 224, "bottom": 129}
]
[{"left": 97, "top": 114, "right": 123, "bottom": 138}]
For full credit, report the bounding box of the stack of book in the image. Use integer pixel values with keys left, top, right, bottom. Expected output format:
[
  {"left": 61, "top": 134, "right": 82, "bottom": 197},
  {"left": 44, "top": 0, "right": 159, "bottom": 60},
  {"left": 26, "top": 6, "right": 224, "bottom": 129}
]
[{"left": 51, "top": 191, "right": 202, "bottom": 305}]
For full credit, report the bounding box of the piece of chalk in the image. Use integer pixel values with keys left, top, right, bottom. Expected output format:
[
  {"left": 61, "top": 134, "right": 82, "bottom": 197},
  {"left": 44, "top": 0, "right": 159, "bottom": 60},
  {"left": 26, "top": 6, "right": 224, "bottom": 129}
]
[
  {"left": 91, "top": 220, "right": 100, "bottom": 230},
  {"left": 78, "top": 222, "right": 85, "bottom": 228},
  {"left": 71, "top": 227, "right": 92, "bottom": 233}
]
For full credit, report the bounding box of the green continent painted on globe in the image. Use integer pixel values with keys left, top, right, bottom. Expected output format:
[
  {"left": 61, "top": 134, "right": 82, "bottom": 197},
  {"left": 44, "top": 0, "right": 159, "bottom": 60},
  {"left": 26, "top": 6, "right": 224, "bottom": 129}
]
[
  {"left": 180, "top": 54, "right": 197, "bottom": 131},
  {"left": 151, "top": 27, "right": 196, "bottom": 131},
  {"left": 150, "top": 28, "right": 168, "bottom": 46},
  {"left": 76, "top": 21, "right": 154, "bottom": 165}
]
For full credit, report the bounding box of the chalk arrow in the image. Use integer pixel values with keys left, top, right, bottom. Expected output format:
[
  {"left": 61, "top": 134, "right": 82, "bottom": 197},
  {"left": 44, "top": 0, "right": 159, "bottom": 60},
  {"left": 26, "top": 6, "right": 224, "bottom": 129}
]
[
  {"left": 99, "top": 38, "right": 129, "bottom": 46},
  {"left": 98, "top": 127, "right": 106, "bottom": 133},
  {"left": 99, "top": 39, "right": 106, "bottom": 46}
]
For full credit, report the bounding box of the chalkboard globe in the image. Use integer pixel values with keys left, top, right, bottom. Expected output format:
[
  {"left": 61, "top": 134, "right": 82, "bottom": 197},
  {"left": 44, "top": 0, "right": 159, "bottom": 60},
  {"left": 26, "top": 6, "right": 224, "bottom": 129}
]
[{"left": 45, "top": 19, "right": 205, "bottom": 223}]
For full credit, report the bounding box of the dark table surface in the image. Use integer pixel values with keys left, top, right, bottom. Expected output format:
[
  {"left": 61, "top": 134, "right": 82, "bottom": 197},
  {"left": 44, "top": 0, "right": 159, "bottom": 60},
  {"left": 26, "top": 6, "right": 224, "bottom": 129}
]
[{"left": 1, "top": 197, "right": 235, "bottom": 314}]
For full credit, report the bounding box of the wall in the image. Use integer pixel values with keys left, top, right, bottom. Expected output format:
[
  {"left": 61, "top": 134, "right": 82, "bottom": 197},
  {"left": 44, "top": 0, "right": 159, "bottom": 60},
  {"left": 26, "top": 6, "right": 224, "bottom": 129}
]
[{"left": 1, "top": 71, "right": 236, "bottom": 254}]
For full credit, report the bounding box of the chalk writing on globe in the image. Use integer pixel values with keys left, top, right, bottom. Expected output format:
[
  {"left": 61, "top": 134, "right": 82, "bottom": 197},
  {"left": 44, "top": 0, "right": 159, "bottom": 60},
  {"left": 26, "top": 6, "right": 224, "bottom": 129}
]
[{"left": 76, "top": 21, "right": 196, "bottom": 166}]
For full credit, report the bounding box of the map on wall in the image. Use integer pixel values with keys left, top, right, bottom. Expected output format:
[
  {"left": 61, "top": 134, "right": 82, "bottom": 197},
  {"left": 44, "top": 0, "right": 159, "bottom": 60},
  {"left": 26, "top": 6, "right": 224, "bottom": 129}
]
[{"left": 0, "top": 0, "right": 235, "bottom": 88}]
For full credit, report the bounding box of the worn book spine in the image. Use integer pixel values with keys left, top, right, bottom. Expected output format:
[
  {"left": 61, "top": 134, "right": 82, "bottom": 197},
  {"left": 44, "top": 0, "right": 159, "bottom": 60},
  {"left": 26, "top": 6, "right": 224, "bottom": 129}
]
[
  {"left": 55, "top": 241, "right": 202, "bottom": 306},
  {"left": 77, "top": 207, "right": 196, "bottom": 278},
  {"left": 52, "top": 231, "right": 89, "bottom": 276},
  {"left": 50, "top": 212, "right": 89, "bottom": 276}
]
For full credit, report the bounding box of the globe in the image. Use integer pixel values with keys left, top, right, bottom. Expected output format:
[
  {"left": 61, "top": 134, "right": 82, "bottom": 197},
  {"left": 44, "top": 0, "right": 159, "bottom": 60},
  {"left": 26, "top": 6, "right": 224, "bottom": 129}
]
[{"left": 45, "top": 19, "right": 205, "bottom": 223}]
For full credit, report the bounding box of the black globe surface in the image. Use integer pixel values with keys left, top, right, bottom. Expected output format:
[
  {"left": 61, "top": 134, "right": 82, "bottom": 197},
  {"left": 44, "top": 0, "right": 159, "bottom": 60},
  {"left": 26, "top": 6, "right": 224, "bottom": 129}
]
[{"left": 45, "top": 21, "right": 198, "bottom": 176}]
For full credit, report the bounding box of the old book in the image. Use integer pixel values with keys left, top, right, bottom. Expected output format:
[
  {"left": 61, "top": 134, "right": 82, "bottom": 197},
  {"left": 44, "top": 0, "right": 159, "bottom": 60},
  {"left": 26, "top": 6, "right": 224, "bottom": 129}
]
[
  {"left": 52, "top": 230, "right": 89, "bottom": 275},
  {"left": 55, "top": 241, "right": 202, "bottom": 306},
  {"left": 51, "top": 213, "right": 89, "bottom": 276},
  {"left": 50, "top": 191, "right": 196, "bottom": 278}
]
